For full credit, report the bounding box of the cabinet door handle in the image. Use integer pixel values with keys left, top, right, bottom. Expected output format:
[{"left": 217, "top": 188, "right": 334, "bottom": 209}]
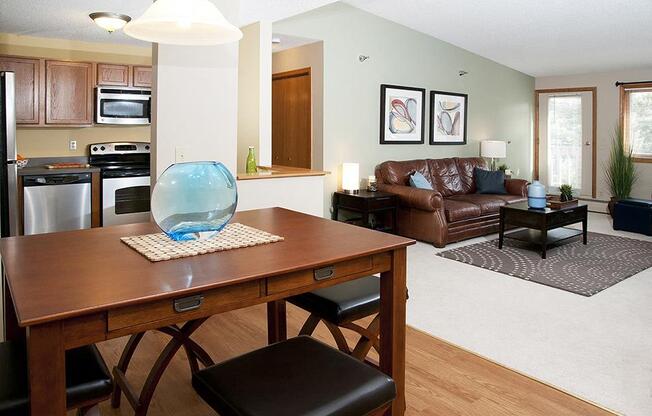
[{"left": 174, "top": 295, "right": 204, "bottom": 313}]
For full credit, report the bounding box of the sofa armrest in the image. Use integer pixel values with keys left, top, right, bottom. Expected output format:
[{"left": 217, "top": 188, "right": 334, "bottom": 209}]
[
  {"left": 505, "top": 179, "right": 529, "bottom": 197},
  {"left": 378, "top": 184, "right": 444, "bottom": 212}
]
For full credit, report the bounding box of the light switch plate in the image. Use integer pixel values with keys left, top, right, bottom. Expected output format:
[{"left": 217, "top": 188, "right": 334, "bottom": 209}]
[
  {"left": 69, "top": 140, "right": 77, "bottom": 151},
  {"left": 175, "top": 147, "right": 188, "bottom": 162}
]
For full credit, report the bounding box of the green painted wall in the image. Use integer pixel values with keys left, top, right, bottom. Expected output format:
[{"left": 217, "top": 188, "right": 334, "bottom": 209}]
[{"left": 274, "top": 2, "right": 535, "bottom": 216}]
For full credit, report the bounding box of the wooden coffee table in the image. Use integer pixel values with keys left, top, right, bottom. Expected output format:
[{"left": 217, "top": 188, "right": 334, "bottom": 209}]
[{"left": 498, "top": 202, "right": 588, "bottom": 259}]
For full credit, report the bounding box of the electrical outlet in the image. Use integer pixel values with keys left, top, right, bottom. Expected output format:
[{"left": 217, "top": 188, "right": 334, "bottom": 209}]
[
  {"left": 69, "top": 140, "right": 77, "bottom": 151},
  {"left": 175, "top": 147, "right": 188, "bottom": 162}
]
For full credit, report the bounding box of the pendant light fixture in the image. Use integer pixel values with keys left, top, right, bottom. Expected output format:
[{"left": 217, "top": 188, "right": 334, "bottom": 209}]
[
  {"left": 89, "top": 12, "right": 131, "bottom": 33},
  {"left": 124, "top": 0, "right": 243, "bottom": 45}
]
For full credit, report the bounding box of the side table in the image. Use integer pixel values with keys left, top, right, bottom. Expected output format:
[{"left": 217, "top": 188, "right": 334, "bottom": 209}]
[{"left": 332, "top": 190, "right": 398, "bottom": 233}]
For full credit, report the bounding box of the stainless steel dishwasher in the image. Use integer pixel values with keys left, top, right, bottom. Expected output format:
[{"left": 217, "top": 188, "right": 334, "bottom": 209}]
[{"left": 23, "top": 173, "right": 92, "bottom": 235}]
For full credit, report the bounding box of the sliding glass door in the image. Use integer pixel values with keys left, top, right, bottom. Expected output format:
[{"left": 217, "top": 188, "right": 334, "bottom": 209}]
[{"left": 538, "top": 91, "right": 593, "bottom": 197}]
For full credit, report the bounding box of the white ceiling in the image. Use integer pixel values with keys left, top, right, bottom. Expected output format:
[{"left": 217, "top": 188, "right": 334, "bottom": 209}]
[
  {"left": 0, "top": 0, "right": 337, "bottom": 47},
  {"left": 1, "top": 0, "right": 651, "bottom": 77},
  {"left": 346, "top": 0, "right": 652, "bottom": 77}
]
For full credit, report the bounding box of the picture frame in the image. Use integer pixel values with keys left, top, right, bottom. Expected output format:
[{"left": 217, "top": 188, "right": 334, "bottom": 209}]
[
  {"left": 429, "top": 90, "right": 468, "bottom": 145},
  {"left": 380, "top": 84, "right": 426, "bottom": 144}
]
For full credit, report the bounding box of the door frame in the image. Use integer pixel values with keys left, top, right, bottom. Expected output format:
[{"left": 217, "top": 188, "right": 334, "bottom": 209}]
[
  {"left": 534, "top": 87, "right": 597, "bottom": 198},
  {"left": 272, "top": 67, "right": 312, "bottom": 168}
]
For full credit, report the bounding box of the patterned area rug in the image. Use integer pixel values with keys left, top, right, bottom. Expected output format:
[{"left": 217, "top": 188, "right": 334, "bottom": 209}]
[{"left": 437, "top": 232, "right": 652, "bottom": 296}]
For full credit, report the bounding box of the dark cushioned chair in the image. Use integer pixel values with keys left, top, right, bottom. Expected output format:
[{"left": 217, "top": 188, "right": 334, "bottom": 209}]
[
  {"left": 288, "top": 275, "right": 385, "bottom": 361},
  {"left": 192, "top": 336, "right": 396, "bottom": 416},
  {"left": 0, "top": 342, "right": 113, "bottom": 415}
]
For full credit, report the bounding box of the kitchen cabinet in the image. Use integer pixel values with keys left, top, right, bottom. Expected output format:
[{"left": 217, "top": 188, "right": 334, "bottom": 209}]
[
  {"left": 0, "top": 56, "right": 42, "bottom": 124},
  {"left": 45, "top": 60, "right": 93, "bottom": 125},
  {"left": 133, "top": 66, "right": 152, "bottom": 88},
  {"left": 97, "top": 63, "right": 130, "bottom": 86}
]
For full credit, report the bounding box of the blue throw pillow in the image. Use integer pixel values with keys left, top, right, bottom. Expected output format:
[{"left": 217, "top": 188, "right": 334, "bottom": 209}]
[
  {"left": 474, "top": 168, "right": 507, "bottom": 194},
  {"left": 409, "top": 172, "right": 433, "bottom": 190}
]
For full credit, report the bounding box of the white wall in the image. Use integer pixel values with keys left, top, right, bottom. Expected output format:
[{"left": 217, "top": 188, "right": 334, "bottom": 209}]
[
  {"left": 236, "top": 176, "right": 325, "bottom": 217},
  {"left": 151, "top": 0, "right": 240, "bottom": 179},
  {"left": 537, "top": 68, "right": 652, "bottom": 200},
  {"left": 272, "top": 41, "right": 324, "bottom": 170},
  {"left": 237, "top": 22, "right": 272, "bottom": 172},
  {"left": 274, "top": 3, "right": 535, "bottom": 216}
]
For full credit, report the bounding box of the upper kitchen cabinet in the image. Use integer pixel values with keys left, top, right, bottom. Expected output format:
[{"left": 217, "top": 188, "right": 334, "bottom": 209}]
[
  {"left": 45, "top": 60, "right": 93, "bottom": 125},
  {"left": 97, "top": 63, "right": 130, "bottom": 86},
  {"left": 133, "top": 66, "right": 152, "bottom": 88},
  {"left": 0, "top": 56, "right": 42, "bottom": 124}
]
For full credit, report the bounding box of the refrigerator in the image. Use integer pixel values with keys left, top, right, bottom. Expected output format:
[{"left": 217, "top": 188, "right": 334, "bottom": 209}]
[{"left": 0, "top": 71, "right": 19, "bottom": 341}]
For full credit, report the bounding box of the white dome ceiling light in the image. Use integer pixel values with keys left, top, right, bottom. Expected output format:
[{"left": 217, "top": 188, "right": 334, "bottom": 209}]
[
  {"left": 123, "top": 0, "right": 243, "bottom": 46},
  {"left": 89, "top": 12, "right": 131, "bottom": 33}
]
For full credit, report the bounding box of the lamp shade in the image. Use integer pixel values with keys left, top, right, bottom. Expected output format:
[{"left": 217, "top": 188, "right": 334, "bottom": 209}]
[
  {"left": 480, "top": 140, "right": 507, "bottom": 158},
  {"left": 342, "top": 163, "right": 360, "bottom": 193},
  {"left": 124, "top": 0, "right": 243, "bottom": 45}
]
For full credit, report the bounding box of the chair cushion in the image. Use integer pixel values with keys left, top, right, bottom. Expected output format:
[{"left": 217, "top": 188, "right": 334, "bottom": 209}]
[
  {"left": 426, "top": 158, "right": 462, "bottom": 196},
  {"left": 288, "top": 276, "right": 380, "bottom": 324},
  {"left": 474, "top": 168, "right": 507, "bottom": 194},
  {"left": 0, "top": 342, "right": 112, "bottom": 415},
  {"left": 455, "top": 157, "right": 488, "bottom": 194},
  {"left": 192, "top": 336, "right": 396, "bottom": 416},
  {"left": 409, "top": 172, "right": 433, "bottom": 190},
  {"left": 492, "top": 194, "right": 527, "bottom": 204},
  {"left": 444, "top": 198, "right": 482, "bottom": 222}
]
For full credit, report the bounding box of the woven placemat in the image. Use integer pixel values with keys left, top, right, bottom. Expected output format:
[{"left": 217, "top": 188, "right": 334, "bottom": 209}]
[{"left": 121, "top": 223, "right": 284, "bottom": 262}]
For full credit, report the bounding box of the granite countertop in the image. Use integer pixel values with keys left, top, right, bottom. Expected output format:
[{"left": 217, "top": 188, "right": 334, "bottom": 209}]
[
  {"left": 18, "top": 166, "right": 100, "bottom": 176},
  {"left": 16, "top": 156, "right": 100, "bottom": 176}
]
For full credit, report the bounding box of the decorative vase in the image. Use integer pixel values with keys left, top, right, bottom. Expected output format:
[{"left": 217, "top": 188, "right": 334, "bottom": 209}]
[
  {"left": 151, "top": 161, "right": 238, "bottom": 241},
  {"left": 527, "top": 180, "right": 547, "bottom": 209},
  {"left": 246, "top": 146, "right": 258, "bottom": 174}
]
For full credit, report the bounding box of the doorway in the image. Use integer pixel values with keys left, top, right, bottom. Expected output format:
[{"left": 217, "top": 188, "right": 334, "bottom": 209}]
[
  {"left": 272, "top": 67, "right": 311, "bottom": 168},
  {"left": 535, "top": 87, "right": 597, "bottom": 198}
]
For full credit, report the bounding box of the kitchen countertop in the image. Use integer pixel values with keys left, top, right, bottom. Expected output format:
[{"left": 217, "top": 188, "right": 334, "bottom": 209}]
[
  {"left": 18, "top": 166, "right": 101, "bottom": 176},
  {"left": 237, "top": 165, "right": 329, "bottom": 180}
]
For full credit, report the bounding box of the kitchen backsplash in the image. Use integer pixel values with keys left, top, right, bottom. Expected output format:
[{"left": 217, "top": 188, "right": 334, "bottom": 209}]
[{"left": 17, "top": 126, "right": 151, "bottom": 158}]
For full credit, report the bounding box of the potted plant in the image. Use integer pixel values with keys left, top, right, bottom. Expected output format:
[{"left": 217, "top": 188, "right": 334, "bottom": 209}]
[
  {"left": 605, "top": 125, "right": 637, "bottom": 216},
  {"left": 559, "top": 184, "right": 573, "bottom": 202}
]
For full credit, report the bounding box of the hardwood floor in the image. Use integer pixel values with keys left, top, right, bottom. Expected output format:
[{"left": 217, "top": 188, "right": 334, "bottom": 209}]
[{"left": 93, "top": 303, "right": 615, "bottom": 416}]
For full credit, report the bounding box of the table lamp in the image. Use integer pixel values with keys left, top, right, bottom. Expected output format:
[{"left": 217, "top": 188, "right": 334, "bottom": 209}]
[
  {"left": 480, "top": 140, "right": 506, "bottom": 170},
  {"left": 342, "top": 163, "right": 360, "bottom": 194}
]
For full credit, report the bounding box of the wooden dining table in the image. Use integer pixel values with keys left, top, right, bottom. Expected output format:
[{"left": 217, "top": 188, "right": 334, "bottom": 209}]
[{"left": 0, "top": 207, "right": 414, "bottom": 415}]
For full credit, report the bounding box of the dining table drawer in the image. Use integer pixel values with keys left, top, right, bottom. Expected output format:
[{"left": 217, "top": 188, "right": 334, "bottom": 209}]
[
  {"left": 266, "top": 255, "right": 375, "bottom": 295},
  {"left": 108, "top": 280, "right": 261, "bottom": 333}
]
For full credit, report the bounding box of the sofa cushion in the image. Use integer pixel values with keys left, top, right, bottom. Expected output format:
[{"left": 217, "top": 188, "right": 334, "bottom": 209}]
[
  {"left": 449, "top": 194, "right": 506, "bottom": 215},
  {"left": 444, "top": 199, "right": 482, "bottom": 222},
  {"left": 455, "top": 157, "right": 488, "bottom": 194},
  {"left": 492, "top": 194, "right": 527, "bottom": 204},
  {"left": 474, "top": 168, "right": 507, "bottom": 194},
  {"left": 409, "top": 172, "right": 433, "bottom": 189},
  {"left": 376, "top": 160, "right": 430, "bottom": 186},
  {"left": 426, "top": 158, "right": 462, "bottom": 197}
]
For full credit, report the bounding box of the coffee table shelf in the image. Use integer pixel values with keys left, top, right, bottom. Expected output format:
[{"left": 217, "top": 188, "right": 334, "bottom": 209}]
[{"left": 504, "top": 227, "right": 583, "bottom": 245}]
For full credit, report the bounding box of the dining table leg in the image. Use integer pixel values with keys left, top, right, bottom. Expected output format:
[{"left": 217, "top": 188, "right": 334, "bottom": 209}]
[
  {"left": 380, "top": 247, "right": 407, "bottom": 415},
  {"left": 27, "top": 321, "right": 66, "bottom": 415},
  {"left": 267, "top": 300, "right": 287, "bottom": 344}
]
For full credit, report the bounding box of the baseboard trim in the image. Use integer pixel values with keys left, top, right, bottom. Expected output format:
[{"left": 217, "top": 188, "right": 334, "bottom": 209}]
[{"left": 407, "top": 324, "right": 622, "bottom": 415}]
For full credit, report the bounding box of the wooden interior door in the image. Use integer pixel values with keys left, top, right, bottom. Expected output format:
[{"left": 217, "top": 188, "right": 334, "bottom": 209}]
[{"left": 272, "top": 68, "right": 311, "bottom": 168}]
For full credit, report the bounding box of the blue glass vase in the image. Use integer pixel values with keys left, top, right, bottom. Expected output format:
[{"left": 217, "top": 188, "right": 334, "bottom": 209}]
[
  {"left": 527, "top": 180, "right": 547, "bottom": 209},
  {"left": 151, "top": 161, "right": 238, "bottom": 241}
]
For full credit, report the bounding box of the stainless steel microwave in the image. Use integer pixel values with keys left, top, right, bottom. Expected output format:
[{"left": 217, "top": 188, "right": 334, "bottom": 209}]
[{"left": 95, "top": 86, "right": 151, "bottom": 125}]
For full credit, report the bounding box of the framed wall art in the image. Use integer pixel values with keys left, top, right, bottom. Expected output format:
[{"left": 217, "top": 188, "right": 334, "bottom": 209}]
[
  {"left": 430, "top": 90, "right": 468, "bottom": 145},
  {"left": 380, "top": 84, "right": 426, "bottom": 144}
]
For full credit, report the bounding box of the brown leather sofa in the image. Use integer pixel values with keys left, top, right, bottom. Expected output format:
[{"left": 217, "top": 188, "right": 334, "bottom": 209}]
[{"left": 375, "top": 157, "right": 528, "bottom": 247}]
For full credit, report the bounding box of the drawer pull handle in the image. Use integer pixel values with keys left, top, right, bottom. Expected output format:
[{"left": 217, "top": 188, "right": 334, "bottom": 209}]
[
  {"left": 375, "top": 197, "right": 391, "bottom": 201},
  {"left": 314, "top": 266, "right": 335, "bottom": 281},
  {"left": 174, "top": 295, "right": 204, "bottom": 313}
]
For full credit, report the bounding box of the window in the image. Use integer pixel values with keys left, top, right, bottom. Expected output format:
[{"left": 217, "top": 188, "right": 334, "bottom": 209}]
[{"left": 621, "top": 83, "right": 652, "bottom": 162}]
